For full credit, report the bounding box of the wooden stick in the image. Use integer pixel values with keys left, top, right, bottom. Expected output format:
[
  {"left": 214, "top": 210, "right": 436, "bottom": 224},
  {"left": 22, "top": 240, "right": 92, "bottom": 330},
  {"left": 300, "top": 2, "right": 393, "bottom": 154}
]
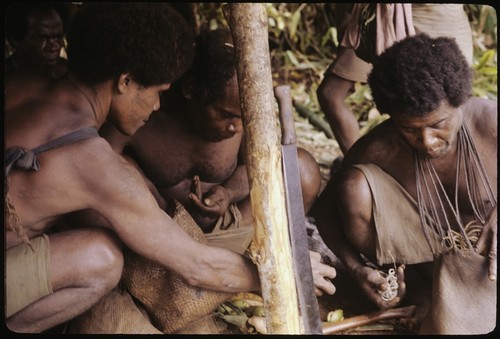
[
  {"left": 223, "top": 3, "right": 301, "bottom": 334},
  {"left": 322, "top": 305, "right": 416, "bottom": 335}
]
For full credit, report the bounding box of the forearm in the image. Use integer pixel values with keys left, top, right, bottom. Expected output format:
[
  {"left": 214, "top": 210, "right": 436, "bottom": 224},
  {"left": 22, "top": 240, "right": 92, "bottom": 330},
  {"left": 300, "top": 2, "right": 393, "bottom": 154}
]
[
  {"left": 310, "top": 180, "right": 367, "bottom": 275},
  {"left": 112, "top": 202, "right": 259, "bottom": 293},
  {"left": 97, "top": 160, "right": 258, "bottom": 294},
  {"left": 190, "top": 245, "right": 261, "bottom": 292},
  {"left": 314, "top": 209, "right": 366, "bottom": 277}
]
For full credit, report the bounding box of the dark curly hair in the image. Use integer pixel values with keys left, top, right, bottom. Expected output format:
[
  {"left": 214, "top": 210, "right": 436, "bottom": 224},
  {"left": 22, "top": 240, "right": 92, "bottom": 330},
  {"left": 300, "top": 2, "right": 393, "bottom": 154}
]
[
  {"left": 5, "top": 2, "right": 69, "bottom": 43},
  {"left": 368, "top": 33, "right": 472, "bottom": 117},
  {"left": 66, "top": 3, "right": 195, "bottom": 87},
  {"left": 178, "top": 28, "right": 236, "bottom": 104}
]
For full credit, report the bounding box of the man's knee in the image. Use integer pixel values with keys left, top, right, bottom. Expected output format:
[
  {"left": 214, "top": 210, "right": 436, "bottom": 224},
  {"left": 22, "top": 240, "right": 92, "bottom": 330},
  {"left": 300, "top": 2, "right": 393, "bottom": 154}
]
[
  {"left": 51, "top": 228, "right": 124, "bottom": 290},
  {"left": 297, "top": 148, "right": 322, "bottom": 213},
  {"left": 86, "top": 230, "right": 124, "bottom": 288}
]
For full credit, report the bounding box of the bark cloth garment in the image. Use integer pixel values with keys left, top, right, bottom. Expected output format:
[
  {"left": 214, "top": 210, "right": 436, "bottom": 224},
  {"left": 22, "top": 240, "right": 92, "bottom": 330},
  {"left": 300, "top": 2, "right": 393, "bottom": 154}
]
[
  {"left": 352, "top": 123, "right": 496, "bottom": 334},
  {"left": 68, "top": 200, "right": 254, "bottom": 334},
  {"left": 4, "top": 127, "right": 99, "bottom": 319},
  {"left": 329, "top": 4, "right": 472, "bottom": 83},
  {"left": 5, "top": 234, "right": 51, "bottom": 318},
  {"left": 340, "top": 3, "right": 415, "bottom": 63}
]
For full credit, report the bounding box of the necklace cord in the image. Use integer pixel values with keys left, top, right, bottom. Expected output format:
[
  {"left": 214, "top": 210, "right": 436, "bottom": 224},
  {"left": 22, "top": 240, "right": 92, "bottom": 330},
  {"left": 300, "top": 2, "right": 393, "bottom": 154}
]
[{"left": 415, "top": 122, "right": 496, "bottom": 254}]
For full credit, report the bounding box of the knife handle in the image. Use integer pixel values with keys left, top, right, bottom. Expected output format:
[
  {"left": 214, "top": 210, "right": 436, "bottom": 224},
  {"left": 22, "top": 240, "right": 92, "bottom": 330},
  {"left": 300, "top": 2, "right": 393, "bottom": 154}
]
[{"left": 274, "top": 85, "right": 296, "bottom": 146}]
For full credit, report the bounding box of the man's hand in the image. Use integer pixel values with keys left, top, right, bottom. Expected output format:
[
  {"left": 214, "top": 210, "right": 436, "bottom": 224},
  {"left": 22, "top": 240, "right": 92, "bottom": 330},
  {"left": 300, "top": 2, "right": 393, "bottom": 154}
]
[
  {"left": 309, "top": 251, "right": 336, "bottom": 296},
  {"left": 188, "top": 175, "right": 231, "bottom": 226},
  {"left": 351, "top": 264, "right": 406, "bottom": 310},
  {"left": 474, "top": 206, "right": 497, "bottom": 280}
]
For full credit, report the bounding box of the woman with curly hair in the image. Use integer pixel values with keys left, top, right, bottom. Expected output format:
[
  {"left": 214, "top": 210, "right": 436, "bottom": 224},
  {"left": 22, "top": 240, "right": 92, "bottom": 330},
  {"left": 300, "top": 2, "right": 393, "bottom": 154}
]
[
  {"left": 312, "top": 33, "right": 497, "bottom": 334},
  {"left": 5, "top": 4, "right": 261, "bottom": 333}
]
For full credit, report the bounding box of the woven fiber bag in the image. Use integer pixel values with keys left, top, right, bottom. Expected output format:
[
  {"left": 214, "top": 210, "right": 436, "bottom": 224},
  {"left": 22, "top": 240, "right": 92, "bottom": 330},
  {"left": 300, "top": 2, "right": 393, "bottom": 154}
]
[
  {"left": 418, "top": 249, "right": 496, "bottom": 335},
  {"left": 67, "top": 285, "right": 162, "bottom": 334},
  {"left": 69, "top": 201, "right": 235, "bottom": 334},
  {"left": 121, "top": 200, "right": 235, "bottom": 333}
]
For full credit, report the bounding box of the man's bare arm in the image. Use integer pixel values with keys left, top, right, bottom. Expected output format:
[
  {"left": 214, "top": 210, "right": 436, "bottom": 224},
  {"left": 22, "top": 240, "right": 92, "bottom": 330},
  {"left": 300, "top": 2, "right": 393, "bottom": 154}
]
[
  {"left": 312, "top": 169, "right": 406, "bottom": 309},
  {"left": 83, "top": 142, "right": 260, "bottom": 293}
]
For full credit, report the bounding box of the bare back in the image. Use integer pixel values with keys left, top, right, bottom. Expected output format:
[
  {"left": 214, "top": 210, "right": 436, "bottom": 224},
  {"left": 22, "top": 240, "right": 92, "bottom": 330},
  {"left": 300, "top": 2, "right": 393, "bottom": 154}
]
[
  {"left": 5, "top": 80, "right": 100, "bottom": 246},
  {"left": 5, "top": 79, "right": 174, "bottom": 256}
]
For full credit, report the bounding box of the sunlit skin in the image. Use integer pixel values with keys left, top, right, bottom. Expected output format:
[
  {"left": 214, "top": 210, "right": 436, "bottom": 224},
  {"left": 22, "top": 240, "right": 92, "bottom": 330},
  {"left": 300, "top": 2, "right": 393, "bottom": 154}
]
[
  {"left": 105, "top": 74, "right": 246, "bottom": 220},
  {"left": 100, "top": 73, "right": 337, "bottom": 296},
  {"left": 316, "top": 4, "right": 473, "bottom": 158},
  {"left": 393, "top": 102, "right": 463, "bottom": 159},
  {"left": 311, "top": 33, "right": 496, "bottom": 332},
  {"left": 5, "top": 73, "right": 171, "bottom": 249},
  {"left": 312, "top": 97, "right": 497, "bottom": 327},
  {"left": 108, "top": 78, "right": 170, "bottom": 136},
  {"left": 5, "top": 4, "right": 261, "bottom": 333}
]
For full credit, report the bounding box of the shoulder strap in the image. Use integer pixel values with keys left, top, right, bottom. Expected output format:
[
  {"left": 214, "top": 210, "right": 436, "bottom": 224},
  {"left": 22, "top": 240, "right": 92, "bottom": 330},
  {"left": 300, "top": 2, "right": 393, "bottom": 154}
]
[{"left": 5, "top": 127, "right": 99, "bottom": 175}]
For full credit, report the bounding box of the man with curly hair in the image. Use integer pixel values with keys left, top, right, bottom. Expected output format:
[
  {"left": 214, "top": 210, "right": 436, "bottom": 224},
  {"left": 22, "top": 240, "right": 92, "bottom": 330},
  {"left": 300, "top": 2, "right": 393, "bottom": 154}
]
[
  {"left": 5, "top": 2, "right": 70, "bottom": 112},
  {"left": 5, "top": 4, "right": 260, "bottom": 333},
  {"left": 65, "top": 28, "right": 335, "bottom": 333},
  {"left": 5, "top": 2, "right": 69, "bottom": 78},
  {"left": 317, "top": 4, "right": 473, "bottom": 157},
  {"left": 100, "top": 28, "right": 336, "bottom": 293},
  {"left": 312, "top": 34, "right": 497, "bottom": 334}
]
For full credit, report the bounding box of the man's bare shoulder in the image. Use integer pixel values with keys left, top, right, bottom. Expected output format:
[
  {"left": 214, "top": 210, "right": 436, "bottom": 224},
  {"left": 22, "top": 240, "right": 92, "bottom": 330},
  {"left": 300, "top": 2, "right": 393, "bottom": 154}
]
[
  {"left": 73, "top": 136, "right": 138, "bottom": 182},
  {"left": 463, "top": 97, "right": 497, "bottom": 140},
  {"left": 40, "top": 135, "right": 119, "bottom": 182},
  {"left": 344, "top": 119, "right": 403, "bottom": 165},
  {"left": 59, "top": 135, "right": 154, "bottom": 212},
  {"left": 464, "top": 96, "right": 497, "bottom": 117},
  {"left": 463, "top": 96, "right": 497, "bottom": 112}
]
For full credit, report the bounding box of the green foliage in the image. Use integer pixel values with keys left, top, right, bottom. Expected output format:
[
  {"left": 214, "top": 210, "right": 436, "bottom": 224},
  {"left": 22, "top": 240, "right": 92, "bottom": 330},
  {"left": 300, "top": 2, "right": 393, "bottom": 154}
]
[
  {"left": 467, "top": 4, "right": 497, "bottom": 99},
  {"left": 473, "top": 49, "right": 498, "bottom": 99},
  {"left": 196, "top": 3, "right": 497, "bottom": 137}
]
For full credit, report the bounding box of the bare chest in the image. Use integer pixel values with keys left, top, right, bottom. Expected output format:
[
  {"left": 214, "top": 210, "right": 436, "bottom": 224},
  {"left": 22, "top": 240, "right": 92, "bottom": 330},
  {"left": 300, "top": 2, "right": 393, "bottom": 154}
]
[
  {"left": 391, "top": 151, "right": 496, "bottom": 229},
  {"left": 130, "top": 119, "right": 241, "bottom": 188}
]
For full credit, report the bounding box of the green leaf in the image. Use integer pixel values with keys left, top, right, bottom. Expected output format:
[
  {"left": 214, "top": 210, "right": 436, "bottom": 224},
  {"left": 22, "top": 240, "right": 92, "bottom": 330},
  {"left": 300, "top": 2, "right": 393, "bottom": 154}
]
[
  {"left": 216, "top": 313, "right": 249, "bottom": 328},
  {"left": 289, "top": 8, "right": 302, "bottom": 39},
  {"left": 286, "top": 50, "right": 300, "bottom": 66}
]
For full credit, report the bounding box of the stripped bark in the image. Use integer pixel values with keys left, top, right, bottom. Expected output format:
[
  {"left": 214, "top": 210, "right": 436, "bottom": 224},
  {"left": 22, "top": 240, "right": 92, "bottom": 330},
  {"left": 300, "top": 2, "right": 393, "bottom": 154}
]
[{"left": 223, "top": 3, "right": 301, "bottom": 334}]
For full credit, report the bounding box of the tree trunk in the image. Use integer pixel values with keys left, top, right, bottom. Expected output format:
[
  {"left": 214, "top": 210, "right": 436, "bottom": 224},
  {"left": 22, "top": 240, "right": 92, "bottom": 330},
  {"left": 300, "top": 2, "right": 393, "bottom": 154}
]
[{"left": 223, "top": 3, "right": 301, "bottom": 334}]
